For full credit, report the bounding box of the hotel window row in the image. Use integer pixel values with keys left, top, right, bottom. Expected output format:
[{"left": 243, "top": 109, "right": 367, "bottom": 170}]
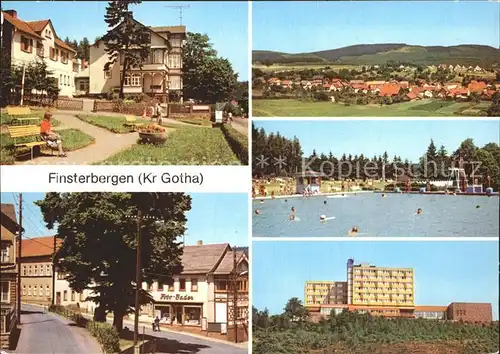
[
  {"left": 22, "top": 264, "right": 52, "bottom": 276},
  {"left": 20, "top": 35, "right": 72, "bottom": 64},
  {"left": 22, "top": 284, "right": 50, "bottom": 297},
  {"left": 59, "top": 74, "right": 73, "bottom": 87}
]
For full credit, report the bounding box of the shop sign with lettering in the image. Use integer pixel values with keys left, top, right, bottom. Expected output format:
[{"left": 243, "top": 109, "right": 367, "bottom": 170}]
[{"left": 159, "top": 293, "right": 194, "bottom": 301}]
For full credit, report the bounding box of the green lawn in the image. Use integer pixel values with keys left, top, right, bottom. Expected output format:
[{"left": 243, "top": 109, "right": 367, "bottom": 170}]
[
  {"left": 99, "top": 126, "right": 242, "bottom": 165},
  {"left": 0, "top": 109, "right": 61, "bottom": 127},
  {"left": 76, "top": 114, "right": 134, "bottom": 133},
  {"left": 253, "top": 99, "right": 486, "bottom": 117},
  {"left": 0, "top": 129, "right": 94, "bottom": 164}
]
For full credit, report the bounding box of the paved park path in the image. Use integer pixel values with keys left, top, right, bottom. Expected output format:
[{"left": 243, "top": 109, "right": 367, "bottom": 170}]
[
  {"left": 15, "top": 304, "right": 102, "bottom": 354},
  {"left": 20, "top": 112, "right": 138, "bottom": 165},
  {"left": 230, "top": 118, "right": 248, "bottom": 136}
]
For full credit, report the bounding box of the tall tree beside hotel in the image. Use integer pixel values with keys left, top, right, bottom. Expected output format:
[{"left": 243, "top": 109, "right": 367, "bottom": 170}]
[
  {"left": 182, "top": 33, "right": 238, "bottom": 103},
  {"left": 36, "top": 192, "right": 191, "bottom": 331},
  {"left": 102, "top": 0, "right": 151, "bottom": 99}
]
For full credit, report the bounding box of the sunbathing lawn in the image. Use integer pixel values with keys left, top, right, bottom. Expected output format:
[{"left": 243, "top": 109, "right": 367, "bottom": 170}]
[
  {"left": 76, "top": 114, "right": 135, "bottom": 133},
  {"left": 99, "top": 126, "right": 241, "bottom": 165},
  {"left": 252, "top": 99, "right": 484, "bottom": 117},
  {"left": 0, "top": 129, "right": 94, "bottom": 164}
]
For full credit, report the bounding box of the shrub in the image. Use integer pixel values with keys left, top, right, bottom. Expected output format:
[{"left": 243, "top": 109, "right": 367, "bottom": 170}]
[
  {"left": 220, "top": 124, "right": 248, "bottom": 165},
  {"left": 87, "top": 321, "right": 120, "bottom": 354}
]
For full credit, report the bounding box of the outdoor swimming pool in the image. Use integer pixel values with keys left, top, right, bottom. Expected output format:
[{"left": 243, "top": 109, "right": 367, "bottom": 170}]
[{"left": 252, "top": 193, "right": 499, "bottom": 237}]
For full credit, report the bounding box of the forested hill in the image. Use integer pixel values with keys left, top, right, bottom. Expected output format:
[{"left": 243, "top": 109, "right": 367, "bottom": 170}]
[{"left": 253, "top": 44, "right": 500, "bottom": 66}]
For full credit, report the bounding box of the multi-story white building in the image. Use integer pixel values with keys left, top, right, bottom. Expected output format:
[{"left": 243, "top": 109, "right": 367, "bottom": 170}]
[
  {"left": 141, "top": 241, "right": 249, "bottom": 331},
  {"left": 89, "top": 15, "right": 185, "bottom": 102},
  {"left": 2, "top": 9, "right": 79, "bottom": 97}
]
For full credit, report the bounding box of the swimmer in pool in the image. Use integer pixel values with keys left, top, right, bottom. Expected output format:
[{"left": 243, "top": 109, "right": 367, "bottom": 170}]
[
  {"left": 255, "top": 209, "right": 260, "bottom": 215},
  {"left": 348, "top": 226, "right": 359, "bottom": 236},
  {"left": 260, "top": 200, "right": 264, "bottom": 204},
  {"left": 289, "top": 206, "right": 296, "bottom": 221},
  {"left": 476, "top": 205, "right": 481, "bottom": 209},
  {"left": 416, "top": 208, "right": 422, "bottom": 215},
  {"left": 320, "top": 214, "right": 326, "bottom": 221},
  {"left": 284, "top": 199, "right": 288, "bottom": 202},
  {"left": 382, "top": 193, "right": 386, "bottom": 198},
  {"left": 324, "top": 200, "right": 327, "bottom": 205},
  {"left": 291, "top": 206, "right": 296, "bottom": 212}
]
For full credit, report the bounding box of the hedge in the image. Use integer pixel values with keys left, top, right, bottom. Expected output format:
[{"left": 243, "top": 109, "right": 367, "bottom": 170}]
[{"left": 220, "top": 123, "right": 248, "bottom": 165}]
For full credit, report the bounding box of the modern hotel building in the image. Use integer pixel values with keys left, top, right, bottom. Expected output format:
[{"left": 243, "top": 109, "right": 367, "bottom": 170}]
[{"left": 305, "top": 259, "right": 492, "bottom": 323}]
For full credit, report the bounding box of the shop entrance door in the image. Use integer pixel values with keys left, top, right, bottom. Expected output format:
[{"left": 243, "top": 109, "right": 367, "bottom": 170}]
[{"left": 175, "top": 305, "right": 183, "bottom": 325}]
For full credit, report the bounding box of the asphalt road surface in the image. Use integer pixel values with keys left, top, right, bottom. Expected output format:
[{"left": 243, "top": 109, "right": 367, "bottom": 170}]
[
  {"left": 121, "top": 320, "right": 247, "bottom": 354},
  {"left": 14, "top": 304, "right": 101, "bottom": 354}
]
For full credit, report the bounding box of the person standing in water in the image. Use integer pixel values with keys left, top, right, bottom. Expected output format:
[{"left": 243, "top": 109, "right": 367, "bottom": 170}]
[{"left": 289, "top": 206, "right": 296, "bottom": 220}]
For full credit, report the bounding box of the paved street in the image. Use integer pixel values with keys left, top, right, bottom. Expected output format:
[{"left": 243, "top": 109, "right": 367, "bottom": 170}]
[
  {"left": 119, "top": 318, "right": 247, "bottom": 354},
  {"left": 14, "top": 304, "right": 101, "bottom": 354}
]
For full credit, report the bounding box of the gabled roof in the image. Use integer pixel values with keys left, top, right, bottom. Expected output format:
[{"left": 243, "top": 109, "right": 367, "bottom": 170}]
[
  {"left": 55, "top": 37, "right": 76, "bottom": 53},
  {"left": 2, "top": 11, "right": 43, "bottom": 39},
  {"left": 1, "top": 204, "right": 17, "bottom": 225},
  {"left": 213, "top": 249, "right": 248, "bottom": 275},
  {"left": 25, "top": 19, "right": 50, "bottom": 32},
  {"left": 21, "top": 235, "right": 61, "bottom": 258},
  {"left": 2, "top": 12, "right": 76, "bottom": 53},
  {"left": 181, "top": 243, "right": 230, "bottom": 275},
  {"left": 1, "top": 203, "right": 19, "bottom": 238}
]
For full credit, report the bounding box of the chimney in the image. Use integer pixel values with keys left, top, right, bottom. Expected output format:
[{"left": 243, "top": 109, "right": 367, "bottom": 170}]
[
  {"left": 196, "top": 240, "right": 203, "bottom": 246},
  {"left": 5, "top": 10, "right": 17, "bottom": 18}
]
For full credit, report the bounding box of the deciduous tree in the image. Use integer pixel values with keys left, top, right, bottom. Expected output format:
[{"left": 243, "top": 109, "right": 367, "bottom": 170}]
[
  {"left": 36, "top": 192, "right": 191, "bottom": 331},
  {"left": 182, "top": 32, "right": 238, "bottom": 103}
]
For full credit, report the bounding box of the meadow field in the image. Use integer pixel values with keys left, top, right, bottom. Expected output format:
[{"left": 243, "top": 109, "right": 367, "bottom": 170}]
[{"left": 252, "top": 99, "right": 490, "bottom": 117}]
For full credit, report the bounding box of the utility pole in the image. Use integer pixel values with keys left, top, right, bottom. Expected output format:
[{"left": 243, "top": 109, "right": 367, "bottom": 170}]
[
  {"left": 133, "top": 209, "right": 143, "bottom": 346},
  {"left": 52, "top": 235, "right": 56, "bottom": 306},
  {"left": 165, "top": 4, "right": 190, "bottom": 25},
  {"left": 20, "top": 64, "right": 26, "bottom": 106},
  {"left": 232, "top": 247, "right": 238, "bottom": 343},
  {"left": 17, "top": 194, "right": 23, "bottom": 324}
]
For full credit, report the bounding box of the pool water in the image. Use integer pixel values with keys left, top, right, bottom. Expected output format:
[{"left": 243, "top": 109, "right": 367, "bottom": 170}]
[{"left": 252, "top": 193, "right": 499, "bottom": 237}]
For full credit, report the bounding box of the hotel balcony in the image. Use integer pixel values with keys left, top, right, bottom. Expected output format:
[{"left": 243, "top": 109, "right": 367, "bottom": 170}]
[{"left": 122, "top": 63, "right": 168, "bottom": 71}]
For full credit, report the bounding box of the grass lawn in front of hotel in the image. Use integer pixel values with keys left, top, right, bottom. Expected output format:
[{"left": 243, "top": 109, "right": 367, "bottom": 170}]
[
  {"left": 0, "top": 108, "right": 61, "bottom": 127},
  {"left": 98, "top": 126, "right": 241, "bottom": 165},
  {"left": 252, "top": 99, "right": 485, "bottom": 117},
  {"left": 0, "top": 128, "right": 95, "bottom": 164},
  {"left": 76, "top": 114, "right": 135, "bottom": 133}
]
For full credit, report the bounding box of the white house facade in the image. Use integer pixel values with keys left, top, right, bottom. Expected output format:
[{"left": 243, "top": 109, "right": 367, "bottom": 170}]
[
  {"left": 89, "top": 17, "right": 185, "bottom": 102},
  {"left": 2, "top": 9, "right": 80, "bottom": 97},
  {"left": 139, "top": 242, "right": 249, "bottom": 330}
]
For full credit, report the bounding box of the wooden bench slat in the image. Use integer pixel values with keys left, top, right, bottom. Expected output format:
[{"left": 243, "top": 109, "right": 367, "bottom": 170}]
[
  {"left": 15, "top": 141, "right": 46, "bottom": 148},
  {"left": 6, "top": 107, "right": 32, "bottom": 116},
  {"left": 8, "top": 126, "right": 40, "bottom": 137}
]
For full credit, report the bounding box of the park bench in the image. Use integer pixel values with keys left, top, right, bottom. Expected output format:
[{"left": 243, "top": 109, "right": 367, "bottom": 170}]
[
  {"left": 6, "top": 106, "right": 40, "bottom": 125},
  {"left": 7, "top": 125, "right": 50, "bottom": 160},
  {"left": 123, "top": 115, "right": 144, "bottom": 128}
]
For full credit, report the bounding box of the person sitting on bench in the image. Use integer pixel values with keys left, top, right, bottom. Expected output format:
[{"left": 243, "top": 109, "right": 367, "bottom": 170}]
[{"left": 40, "top": 112, "right": 66, "bottom": 157}]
